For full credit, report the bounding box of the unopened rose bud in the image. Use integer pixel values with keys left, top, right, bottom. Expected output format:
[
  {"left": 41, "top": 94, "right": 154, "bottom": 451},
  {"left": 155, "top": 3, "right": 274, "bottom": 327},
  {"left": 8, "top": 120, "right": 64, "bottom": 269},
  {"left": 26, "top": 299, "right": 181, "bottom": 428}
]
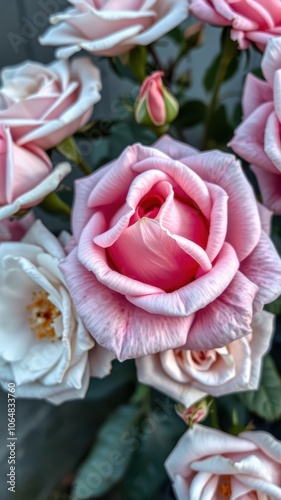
[
  {"left": 184, "top": 23, "right": 205, "bottom": 49},
  {"left": 175, "top": 399, "right": 210, "bottom": 428},
  {"left": 135, "top": 72, "right": 179, "bottom": 131}
]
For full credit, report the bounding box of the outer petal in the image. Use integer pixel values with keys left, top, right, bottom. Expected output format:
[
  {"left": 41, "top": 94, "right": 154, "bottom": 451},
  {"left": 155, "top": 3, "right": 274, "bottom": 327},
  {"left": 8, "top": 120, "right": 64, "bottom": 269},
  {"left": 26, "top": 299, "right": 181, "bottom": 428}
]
[
  {"left": 136, "top": 354, "right": 206, "bottom": 408},
  {"left": 0, "top": 163, "right": 71, "bottom": 221},
  {"left": 181, "top": 151, "right": 261, "bottom": 261},
  {"left": 248, "top": 311, "right": 275, "bottom": 390},
  {"left": 262, "top": 36, "right": 281, "bottom": 87},
  {"left": 165, "top": 425, "right": 257, "bottom": 480},
  {"left": 185, "top": 271, "right": 258, "bottom": 350},
  {"left": 242, "top": 73, "right": 273, "bottom": 119},
  {"left": 131, "top": 0, "right": 188, "bottom": 45},
  {"left": 60, "top": 249, "right": 195, "bottom": 360},
  {"left": 240, "top": 230, "right": 281, "bottom": 313},
  {"left": 230, "top": 102, "right": 277, "bottom": 173},
  {"left": 252, "top": 164, "right": 281, "bottom": 214}
]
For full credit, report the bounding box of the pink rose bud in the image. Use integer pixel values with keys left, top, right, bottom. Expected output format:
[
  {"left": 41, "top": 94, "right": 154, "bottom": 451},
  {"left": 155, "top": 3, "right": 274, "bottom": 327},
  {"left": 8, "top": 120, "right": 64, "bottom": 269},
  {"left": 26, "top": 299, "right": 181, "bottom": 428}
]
[
  {"left": 175, "top": 399, "right": 210, "bottom": 427},
  {"left": 184, "top": 23, "right": 205, "bottom": 48},
  {"left": 135, "top": 72, "right": 179, "bottom": 129}
]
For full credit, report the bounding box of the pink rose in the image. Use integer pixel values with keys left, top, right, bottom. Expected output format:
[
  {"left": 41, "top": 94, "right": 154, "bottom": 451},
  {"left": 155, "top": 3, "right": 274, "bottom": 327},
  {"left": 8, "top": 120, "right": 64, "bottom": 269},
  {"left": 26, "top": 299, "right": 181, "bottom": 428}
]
[
  {"left": 230, "top": 37, "right": 281, "bottom": 214},
  {"left": 0, "top": 212, "right": 35, "bottom": 242},
  {"left": 165, "top": 425, "right": 281, "bottom": 499},
  {"left": 190, "top": 0, "right": 281, "bottom": 51},
  {"left": 135, "top": 71, "right": 179, "bottom": 128},
  {"left": 40, "top": 0, "right": 188, "bottom": 58},
  {"left": 60, "top": 136, "right": 281, "bottom": 360},
  {"left": 0, "top": 125, "right": 71, "bottom": 221},
  {"left": 136, "top": 311, "right": 274, "bottom": 408},
  {"left": 0, "top": 57, "right": 101, "bottom": 149}
]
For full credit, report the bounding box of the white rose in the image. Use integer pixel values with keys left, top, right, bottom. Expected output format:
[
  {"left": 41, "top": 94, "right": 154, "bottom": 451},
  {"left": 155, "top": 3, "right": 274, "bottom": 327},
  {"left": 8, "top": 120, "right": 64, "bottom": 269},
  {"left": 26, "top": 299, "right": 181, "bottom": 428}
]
[
  {"left": 136, "top": 311, "right": 274, "bottom": 408},
  {"left": 40, "top": 0, "right": 188, "bottom": 58},
  {"left": 165, "top": 425, "right": 281, "bottom": 499},
  {"left": 0, "top": 220, "right": 113, "bottom": 404}
]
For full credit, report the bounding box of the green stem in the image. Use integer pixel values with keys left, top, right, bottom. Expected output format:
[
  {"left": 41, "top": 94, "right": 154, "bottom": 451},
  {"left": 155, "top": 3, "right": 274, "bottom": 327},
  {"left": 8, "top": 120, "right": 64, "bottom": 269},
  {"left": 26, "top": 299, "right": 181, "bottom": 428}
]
[
  {"left": 40, "top": 192, "right": 71, "bottom": 218},
  {"left": 130, "top": 383, "right": 151, "bottom": 415},
  {"left": 77, "top": 157, "right": 92, "bottom": 176},
  {"left": 210, "top": 399, "right": 220, "bottom": 430},
  {"left": 202, "top": 30, "right": 237, "bottom": 150}
]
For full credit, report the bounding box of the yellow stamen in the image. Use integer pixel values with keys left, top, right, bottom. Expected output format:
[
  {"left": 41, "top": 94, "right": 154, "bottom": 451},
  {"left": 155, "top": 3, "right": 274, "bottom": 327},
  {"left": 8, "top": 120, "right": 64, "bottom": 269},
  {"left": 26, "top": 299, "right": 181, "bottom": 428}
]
[
  {"left": 220, "top": 475, "right": 232, "bottom": 498},
  {"left": 27, "top": 290, "right": 61, "bottom": 342}
]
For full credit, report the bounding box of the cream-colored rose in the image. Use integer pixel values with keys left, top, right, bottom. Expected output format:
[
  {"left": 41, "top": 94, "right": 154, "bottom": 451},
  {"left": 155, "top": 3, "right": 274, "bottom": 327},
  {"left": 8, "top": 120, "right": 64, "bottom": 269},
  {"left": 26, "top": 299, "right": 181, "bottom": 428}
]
[
  {"left": 0, "top": 220, "right": 113, "bottom": 404},
  {"left": 136, "top": 311, "right": 274, "bottom": 408},
  {"left": 165, "top": 425, "right": 281, "bottom": 499},
  {"left": 40, "top": 0, "right": 188, "bottom": 58},
  {"left": 0, "top": 57, "right": 101, "bottom": 149}
]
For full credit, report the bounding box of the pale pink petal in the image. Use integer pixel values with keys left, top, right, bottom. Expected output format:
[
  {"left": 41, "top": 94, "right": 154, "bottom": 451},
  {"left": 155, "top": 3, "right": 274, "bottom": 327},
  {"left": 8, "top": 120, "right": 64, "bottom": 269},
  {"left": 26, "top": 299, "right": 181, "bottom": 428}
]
[
  {"left": 257, "top": 201, "right": 272, "bottom": 235},
  {"left": 60, "top": 249, "right": 195, "bottom": 360},
  {"left": 128, "top": 242, "right": 238, "bottom": 316},
  {"left": 262, "top": 36, "right": 281, "bottom": 87},
  {"left": 190, "top": 0, "right": 230, "bottom": 25},
  {"left": 240, "top": 431, "right": 281, "bottom": 464},
  {"left": 131, "top": 0, "right": 188, "bottom": 45},
  {"left": 154, "top": 134, "right": 198, "bottom": 160},
  {"left": 230, "top": 102, "right": 277, "bottom": 173},
  {"left": 0, "top": 162, "right": 71, "bottom": 221},
  {"left": 264, "top": 111, "right": 281, "bottom": 173},
  {"left": 78, "top": 212, "right": 163, "bottom": 297},
  {"left": 185, "top": 271, "right": 258, "bottom": 350},
  {"left": 165, "top": 425, "right": 257, "bottom": 480},
  {"left": 242, "top": 73, "right": 273, "bottom": 118},
  {"left": 87, "top": 144, "right": 169, "bottom": 208},
  {"left": 136, "top": 354, "right": 206, "bottom": 408},
  {"left": 182, "top": 151, "right": 261, "bottom": 261},
  {"left": 204, "top": 182, "right": 228, "bottom": 262},
  {"left": 133, "top": 156, "right": 212, "bottom": 219},
  {"left": 240, "top": 230, "right": 281, "bottom": 313},
  {"left": 251, "top": 164, "right": 281, "bottom": 214},
  {"left": 248, "top": 311, "right": 275, "bottom": 390}
]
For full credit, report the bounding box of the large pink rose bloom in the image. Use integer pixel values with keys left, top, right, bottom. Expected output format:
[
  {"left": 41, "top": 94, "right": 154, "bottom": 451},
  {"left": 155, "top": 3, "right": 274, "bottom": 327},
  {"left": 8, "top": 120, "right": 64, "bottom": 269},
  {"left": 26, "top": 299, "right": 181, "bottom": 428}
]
[
  {"left": 0, "top": 125, "right": 71, "bottom": 221},
  {"left": 40, "top": 0, "right": 188, "bottom": 58},
  {"left": 230, "top": 37, "right": 281, "bottom": 214},
  {"left": 165, "top": 425, "right": 281, "bottom": 499},
  {"left": 190, "top": 0, "right": 281, "bottom": 51},
  {"left": 0, "top": 57, "right": 101, "bottom": 149},
  {"left": 60, "top": 136, "right": 281, "bottom": 360}
]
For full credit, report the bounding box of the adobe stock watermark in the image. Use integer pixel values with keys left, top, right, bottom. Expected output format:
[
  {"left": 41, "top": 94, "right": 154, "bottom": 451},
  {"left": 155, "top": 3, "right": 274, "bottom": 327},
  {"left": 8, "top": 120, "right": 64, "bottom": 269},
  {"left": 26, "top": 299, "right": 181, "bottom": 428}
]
[
  {"left": 7, "top": 382, "right": 16, "bottom": 494},
  {"left": 7, "top": 0, "right": 67, "bottom": 54},
  {"left": 73, "top": 397, "right": 174, "bottom": 500}
]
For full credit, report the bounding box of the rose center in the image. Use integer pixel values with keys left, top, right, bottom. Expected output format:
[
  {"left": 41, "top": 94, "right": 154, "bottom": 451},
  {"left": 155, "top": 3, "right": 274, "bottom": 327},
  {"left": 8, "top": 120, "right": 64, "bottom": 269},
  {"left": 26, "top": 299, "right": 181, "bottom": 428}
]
[
  {"left": 27, "top": 290, "right": 61, "bottom": 342},
  {"left": 219, "top": 475, "right": 232, "bottom": 499},
  {"left": 137, "top": 193, "right": 165, "bottom": 219}
]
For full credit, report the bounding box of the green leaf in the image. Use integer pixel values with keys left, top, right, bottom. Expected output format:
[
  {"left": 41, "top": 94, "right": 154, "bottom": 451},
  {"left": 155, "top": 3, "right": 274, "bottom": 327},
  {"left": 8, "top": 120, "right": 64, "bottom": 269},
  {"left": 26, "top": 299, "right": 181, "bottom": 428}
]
[
  {"left": 265, "top": 295, "right": 281, "bottom": 315},
  {"left": 121, "top": 408, "right": 186, "bottom": 500},
  {"left": 238, "top": 355, "right": 281, "bottom": 421},
  {"left": 72, "top": 404, "right": 142, "bottom": 499},
  {"left": 176, "top": 100, "right": 207, "bottom": 128}
]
